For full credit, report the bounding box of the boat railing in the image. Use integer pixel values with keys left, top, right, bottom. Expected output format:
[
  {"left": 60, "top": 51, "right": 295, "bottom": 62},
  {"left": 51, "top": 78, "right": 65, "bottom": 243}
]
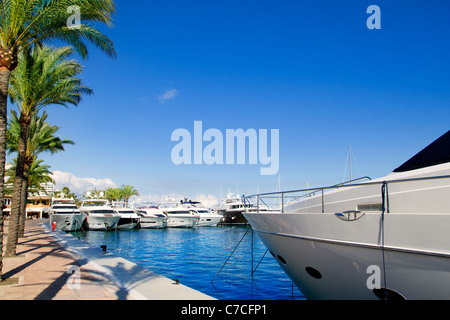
[{"left": 244, "top": 174, "right": 450, "bottom": 214}]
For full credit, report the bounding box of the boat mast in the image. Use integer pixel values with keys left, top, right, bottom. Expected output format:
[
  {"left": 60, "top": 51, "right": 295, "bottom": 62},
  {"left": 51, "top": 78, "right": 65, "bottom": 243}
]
[{"left": 349, "top": 146, "right": 352, "bottom": 181}]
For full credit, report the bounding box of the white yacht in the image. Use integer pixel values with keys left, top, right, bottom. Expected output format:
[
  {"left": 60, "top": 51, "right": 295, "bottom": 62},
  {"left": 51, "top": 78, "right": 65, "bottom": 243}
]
[
  {"left": 216, "top": 193, "right": 263, "bottom": 224},
  {"left": 111, "top": 201, "right": 140, "bottom": 230},
  {"left": 48, "top": 197, "right": 85, "bottom": 232},
  {"left": 158, "top": 201, "right": 199, "bottom": 228},
  {"left": 243, "top": 131, "right": 450, "bottom": 300},
  {"left": 216, "top": 193, "right": 248, "bottom": 224},
  {"left": 134, "top": 202, "right": 168, "bottom": 229},
  {"left": 179, "top": 199, "right": 222, "bottom": 227},
  {"left": 79, "top": 199, "right": 120, "bottom": 231}
]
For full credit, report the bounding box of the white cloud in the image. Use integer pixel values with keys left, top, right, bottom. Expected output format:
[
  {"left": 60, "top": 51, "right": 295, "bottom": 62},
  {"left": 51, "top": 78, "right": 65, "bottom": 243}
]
[
  {"left": 196, "top": 194, "right": 219, "bottom": 208},
  {"left": 52, "top": 170, "right": 116, "bottom": 195},
  {"left": 158, "top": 89, "right": 178, "bottom": 104}
]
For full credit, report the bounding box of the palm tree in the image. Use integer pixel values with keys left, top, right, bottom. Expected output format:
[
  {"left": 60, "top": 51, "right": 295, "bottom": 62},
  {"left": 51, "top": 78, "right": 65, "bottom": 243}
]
[
  {"left": 26, "top": 160, "right": 54, "bottom": 194},
  {"left": 62, "top": 187, "right": 71, "bottom": 195},
  {"left": 105, "top": 187, "right": 123, "bottom": 203},
  {"left": 0, "top": 0, "right": 115, "bottom": 281},
  {"left": 6, "top": 45, "right": 90, "bottom": 253},
  {"left": 6, "top": 111, "right": 74, "bottom": 250},
  {"left": 5, "top": 157, "right": 53, "bottom": 230},
  {"left": 119, "top": 185, "right": 139, "bottom": 207},
  {"left": 5, "top": 158, "right": 53, "bottom": 195}
]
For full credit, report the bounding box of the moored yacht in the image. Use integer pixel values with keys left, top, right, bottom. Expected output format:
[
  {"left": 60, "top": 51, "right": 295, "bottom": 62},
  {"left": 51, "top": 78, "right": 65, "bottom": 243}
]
[
  {"left": 134, "top": 202, "right": 168, "bottom": 229},
  {"left": 111, "top": 201, "right": 140, "bottom": 230},
  {"left": 79, "top": 199, "right": 120, "bottom": 231},
  {"left": 216, "top": 193, "right": 253, "bottom": 225},
  {"left": 158, "top": 201, "right": 199, "bottom": 228},
  {"left": 244, "top": 131, "right": 450, "bottom": 300},
  {"left": 49, "top": 197, "right": 84, "bottom": 232},
  {"left": 180, "top": 199, "right": 222, "bottom": 227}
]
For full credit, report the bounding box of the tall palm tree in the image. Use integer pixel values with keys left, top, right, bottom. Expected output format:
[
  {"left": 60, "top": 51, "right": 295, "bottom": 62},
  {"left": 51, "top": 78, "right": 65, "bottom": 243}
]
[
  {"left": 119, "top": 185, "right": 139, "bottom": 207},
  {"left": 6, "top": 110, "right": 74, "bottom": 250},
  {"left": 0, "top": 0, "right": 115, "bottom": 280},
  {"left": 6, "top": 45, "right": 90, "bottom": 253}
]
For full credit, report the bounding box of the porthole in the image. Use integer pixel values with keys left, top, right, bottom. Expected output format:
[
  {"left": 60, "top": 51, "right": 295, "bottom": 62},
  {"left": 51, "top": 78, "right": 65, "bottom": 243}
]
[
  {"left": 305, "top": 267, "right": 322, "bottom": 279},
  {"left": 277, "top": 255, "right": 287, "bottom": 265}
]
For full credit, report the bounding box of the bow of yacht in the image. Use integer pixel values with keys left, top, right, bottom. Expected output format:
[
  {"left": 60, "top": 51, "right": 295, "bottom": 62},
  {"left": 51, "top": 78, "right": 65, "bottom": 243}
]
[
  {"left": 79, "top": 199, "right": 121, "bottom": 231},
  {"left": 49, "top": 197, "right": 85, "bottom": 232},
  {"left": 244, "top": 131, "right": 450, "bottom": 300}
]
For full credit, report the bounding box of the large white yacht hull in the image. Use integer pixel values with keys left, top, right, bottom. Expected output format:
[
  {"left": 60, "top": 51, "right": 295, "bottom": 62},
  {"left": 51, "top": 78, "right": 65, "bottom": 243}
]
[
  {"left": 116, "top": 214, "right": 140, "bottom": 230},
  {"left": 246, "top": 212, "right": 450, "bottom": 300},
  {"left": 244, "top": 163, "right": 450, "bottom": 300},
  {"left": 166, "top": 215, "right": 199, "bottom": 228},
  {"left": 84, "top": 215, "right": 120, "bottom": 231},
  {"left": 197, "top": 214, "right": 222, "bottom": 227},
  {"left": 140, "top": 216, "right": 168, "bottom": 229},
  {"left": 117, "top": 219, "right": 139, "bottom": 230},
  {"left": 50, "top": 213, "right": 85, "bottom": 232}
]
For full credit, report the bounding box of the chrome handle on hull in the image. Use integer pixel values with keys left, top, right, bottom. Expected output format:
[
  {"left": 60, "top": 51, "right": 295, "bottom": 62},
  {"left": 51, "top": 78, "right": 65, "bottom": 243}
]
[{"left": 335, "top": 210, "right": 365, "bottom": 221}]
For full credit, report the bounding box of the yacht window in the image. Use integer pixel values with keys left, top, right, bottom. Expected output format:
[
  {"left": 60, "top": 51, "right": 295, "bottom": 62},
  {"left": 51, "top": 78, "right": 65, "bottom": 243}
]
[
  {"left": 167, "top": 211, "right": 190, "bottom": 214},
  {"left": 52, "top": 205, "right": 78, "bottom": 209},
  {"left": 90, "top": 210, "right": 115, "bottom": 214},
  {"left": 357, "top": 204, "right": 383, "bottom": 212}
]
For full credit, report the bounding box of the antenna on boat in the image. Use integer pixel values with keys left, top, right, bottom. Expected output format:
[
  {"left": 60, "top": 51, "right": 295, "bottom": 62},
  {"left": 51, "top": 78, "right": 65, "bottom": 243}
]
[
  {"left": 276, "top": 173, "right": 281, "bottom": 209},
  {"left": 343, "top": 146, "right": 363, "bottom": 182},
  {"left": 343, "top": 146, "right": 353, "bottom": 182},
  {"left": 349, "top": 146, "right": 352, "bottom": 181}
]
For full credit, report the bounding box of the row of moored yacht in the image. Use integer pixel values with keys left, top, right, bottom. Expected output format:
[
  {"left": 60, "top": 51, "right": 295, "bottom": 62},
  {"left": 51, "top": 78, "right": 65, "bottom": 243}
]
[{"left": 48, "top": 198, "right": 222, "bottom": 232}]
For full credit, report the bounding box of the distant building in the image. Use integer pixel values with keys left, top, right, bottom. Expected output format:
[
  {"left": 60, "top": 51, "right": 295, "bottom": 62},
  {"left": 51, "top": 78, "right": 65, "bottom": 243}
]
[
  {"left": 38, "top": 182, "right": 55, "bottom": 196},
  {"left": 3, "top": 181, "right": 55, "bottom": 219}
]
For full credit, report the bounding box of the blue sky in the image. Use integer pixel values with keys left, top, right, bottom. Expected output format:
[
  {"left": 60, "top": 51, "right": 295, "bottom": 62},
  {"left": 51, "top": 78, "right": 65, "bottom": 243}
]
[{"left": 21, "top": 0, "right": 450, "bottom": 204}]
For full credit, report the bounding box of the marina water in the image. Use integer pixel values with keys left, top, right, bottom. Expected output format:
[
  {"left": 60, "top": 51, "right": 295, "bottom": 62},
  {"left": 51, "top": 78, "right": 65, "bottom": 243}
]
[{"left": 73, "top": 226, "right": 305, "bottom": 300}]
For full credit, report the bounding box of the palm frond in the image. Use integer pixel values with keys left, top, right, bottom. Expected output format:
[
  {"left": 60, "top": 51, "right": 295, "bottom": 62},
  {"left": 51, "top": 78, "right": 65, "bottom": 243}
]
[
  {"left": 0, "top": 0, "right": 116, "bottom": 59},
  {"left": 6, "top": 110, "right": 75, "bottom": 161},
  {"left": 9, "top": 44, "right": 93, "bottom": 115}
]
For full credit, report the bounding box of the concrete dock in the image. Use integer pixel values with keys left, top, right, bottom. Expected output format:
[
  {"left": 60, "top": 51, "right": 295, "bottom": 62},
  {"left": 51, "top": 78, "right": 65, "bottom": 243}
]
[{"left": 0, "top": 219, "right": 215, "bottom": 300}]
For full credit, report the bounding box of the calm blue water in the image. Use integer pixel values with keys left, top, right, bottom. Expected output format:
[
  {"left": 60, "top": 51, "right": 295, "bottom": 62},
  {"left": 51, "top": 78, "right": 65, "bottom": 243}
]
[{"left": 73, "top": 226, "right": 305, "bottom": 300}]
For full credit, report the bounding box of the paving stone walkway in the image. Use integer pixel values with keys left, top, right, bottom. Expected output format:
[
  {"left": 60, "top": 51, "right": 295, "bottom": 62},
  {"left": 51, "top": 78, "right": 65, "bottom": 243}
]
[{"left": 0, "top": 219, "right": 131, "bottom": 300}]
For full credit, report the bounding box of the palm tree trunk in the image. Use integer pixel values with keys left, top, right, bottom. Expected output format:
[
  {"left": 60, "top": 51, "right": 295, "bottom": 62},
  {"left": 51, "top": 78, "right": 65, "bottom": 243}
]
[
  {"left": 0, "top": 68, "right": 11, "bottom": 280},
  {"left": 5, "top": 120, "right": 28, "bottom": 257},
  {"left": 18, "top": 161, "right": 30, "bottom": 238}
]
